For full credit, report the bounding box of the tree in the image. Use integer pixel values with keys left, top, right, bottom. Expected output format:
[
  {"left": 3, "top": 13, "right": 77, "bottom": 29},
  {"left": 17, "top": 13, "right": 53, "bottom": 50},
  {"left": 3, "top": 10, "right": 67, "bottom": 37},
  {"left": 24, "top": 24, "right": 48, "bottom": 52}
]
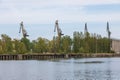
[
  {"left": 1, "top": 34, "right": 13, "bottom": 53},
  {"left": 21, "top": 38, "right": 31, "bottom": 52},
  {"left": 0, "top": 39, "right": 3, "bottom": 54},
  {"left": 73, "top": 31, "right": 81, "bottom": 53},
  {"left": 47, "top": 39, "right": 54, "bottom": 53},
  {"left": 13, "top": 39, "right": 27, "bottom": 54},
  {"left": 61, "top": 35, "right": 72, "bottom": 53},
  {"left": 33, "top": 37, "right": 49, "bottom": 53}
]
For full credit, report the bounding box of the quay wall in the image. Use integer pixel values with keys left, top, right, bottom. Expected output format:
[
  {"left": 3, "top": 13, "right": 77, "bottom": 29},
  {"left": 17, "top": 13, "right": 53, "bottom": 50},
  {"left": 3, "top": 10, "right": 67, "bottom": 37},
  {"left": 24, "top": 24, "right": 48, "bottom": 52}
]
[{"left": 0, "top": 53, "right": 119, "bottom": 60}]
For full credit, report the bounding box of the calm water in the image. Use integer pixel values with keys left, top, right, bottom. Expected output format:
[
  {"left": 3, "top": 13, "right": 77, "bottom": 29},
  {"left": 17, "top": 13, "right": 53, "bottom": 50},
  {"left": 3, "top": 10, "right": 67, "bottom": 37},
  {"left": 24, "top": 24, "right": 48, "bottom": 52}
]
[{"left": 0, "top": 58, "right": 120, "bottom": 80}]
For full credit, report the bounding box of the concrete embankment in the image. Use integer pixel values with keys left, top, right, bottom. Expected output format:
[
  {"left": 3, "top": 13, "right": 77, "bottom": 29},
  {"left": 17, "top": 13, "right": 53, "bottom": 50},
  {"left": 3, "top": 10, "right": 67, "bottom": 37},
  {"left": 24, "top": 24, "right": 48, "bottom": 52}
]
[{"left": 0, "top": 53, "right": 119, "bottom": 60}]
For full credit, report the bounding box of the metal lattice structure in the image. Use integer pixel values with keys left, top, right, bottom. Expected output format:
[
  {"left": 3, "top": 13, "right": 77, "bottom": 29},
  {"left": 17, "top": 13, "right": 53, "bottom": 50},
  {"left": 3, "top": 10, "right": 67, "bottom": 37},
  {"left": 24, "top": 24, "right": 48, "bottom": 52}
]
[{"left": 19, "top": 21, "right": 29, "bottom": 38}]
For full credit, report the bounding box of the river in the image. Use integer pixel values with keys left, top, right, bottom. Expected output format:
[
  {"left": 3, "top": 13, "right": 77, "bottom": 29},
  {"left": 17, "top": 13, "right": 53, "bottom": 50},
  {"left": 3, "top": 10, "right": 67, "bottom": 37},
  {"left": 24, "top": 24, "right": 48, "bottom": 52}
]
[{"left": 0, "top": 58, "right": 120, "bottom": 80}]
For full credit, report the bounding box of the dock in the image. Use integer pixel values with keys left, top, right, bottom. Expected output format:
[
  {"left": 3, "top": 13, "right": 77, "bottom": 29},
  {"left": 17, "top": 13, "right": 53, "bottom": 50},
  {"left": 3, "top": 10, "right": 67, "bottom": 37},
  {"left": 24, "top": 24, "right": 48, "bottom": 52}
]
[{"left": 0, "top": 53, "right": 119, "bottom": 60}]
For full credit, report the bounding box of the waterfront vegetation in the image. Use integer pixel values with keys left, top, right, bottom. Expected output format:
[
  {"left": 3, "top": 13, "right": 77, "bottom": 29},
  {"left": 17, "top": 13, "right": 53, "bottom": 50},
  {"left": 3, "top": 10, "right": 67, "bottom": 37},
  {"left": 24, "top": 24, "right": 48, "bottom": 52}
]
[{"left": 0, "top": 31, "right": 113, "bottom": 54}]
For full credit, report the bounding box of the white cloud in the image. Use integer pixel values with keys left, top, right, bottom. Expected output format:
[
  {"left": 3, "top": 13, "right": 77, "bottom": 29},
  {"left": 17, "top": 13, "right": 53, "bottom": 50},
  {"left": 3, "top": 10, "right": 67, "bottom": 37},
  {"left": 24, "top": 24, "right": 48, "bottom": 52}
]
[
  {"left": 0, "top": 0, "right": 120, "bottom": 24},
  {"left": 1, "top": 0, "right": 120, "bottom": 6},
  {"left": 1, "top": 0, "right": 120, "bottom": 8},
  {"left": 0, "top": 8, "right": 120, "bottom": 24}
]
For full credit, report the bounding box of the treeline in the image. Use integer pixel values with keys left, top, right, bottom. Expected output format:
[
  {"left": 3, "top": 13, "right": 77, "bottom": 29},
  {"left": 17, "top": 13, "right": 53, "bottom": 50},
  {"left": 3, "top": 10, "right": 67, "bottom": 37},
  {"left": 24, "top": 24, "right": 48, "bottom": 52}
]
[{"left": 0, "top": 32, "right": 113, "bottom": 54}]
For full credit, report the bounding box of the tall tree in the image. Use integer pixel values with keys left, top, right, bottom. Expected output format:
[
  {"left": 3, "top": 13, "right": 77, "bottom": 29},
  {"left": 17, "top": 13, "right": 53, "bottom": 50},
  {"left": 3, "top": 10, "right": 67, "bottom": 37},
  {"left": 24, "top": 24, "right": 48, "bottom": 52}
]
[
  {"left": 21, "top": 38, "right": 31, "bottom": 52},
  {"left": 33, "top": 37, "right": 49, "bottom": 53},
  {"left": 12, "top": 39, "right": 27, "bottom": 54},
  {"left": 73, "top": 31, "right": 81, "bottom": 53},
  {"left": 61, "top": 35, "right": 72, "bottom": 53},
  {"left": 1, "top": 34, "right": 13, "bottom": 53}
]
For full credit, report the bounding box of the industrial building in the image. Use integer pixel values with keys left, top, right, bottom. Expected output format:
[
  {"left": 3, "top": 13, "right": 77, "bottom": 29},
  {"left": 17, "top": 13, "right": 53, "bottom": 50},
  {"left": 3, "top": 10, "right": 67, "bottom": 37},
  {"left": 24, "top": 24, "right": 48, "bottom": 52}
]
[{"left": 112, "top": 39, "right": 120, "bottom": 53}]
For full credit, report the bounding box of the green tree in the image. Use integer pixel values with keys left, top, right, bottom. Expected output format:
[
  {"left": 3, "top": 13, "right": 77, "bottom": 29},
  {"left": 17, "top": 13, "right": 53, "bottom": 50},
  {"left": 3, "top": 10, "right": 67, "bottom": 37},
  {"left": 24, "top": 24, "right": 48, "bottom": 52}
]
[
  {"left": 21, "top": 38, "right": 31, "bottom": 52},
  {"left": 73, "top": 31, "right": 81, "bottom": 53},
  {"left": 13, "top": 39, "right": 27, "bottom": 54},
  {"left": 47, "top": 39, "right": 54, "bottom": 53},
  {"left": 33, "top": 37, "right": 49, "bottom": 53},
  {"left": 61, "top": 35, "right": 72, "bottom": 53},
  {"left": 0, "top": 39, "right": 4, "bottom": 54},
  {"left": 1, "top": 34, "right": 13, "bottom": 54}
]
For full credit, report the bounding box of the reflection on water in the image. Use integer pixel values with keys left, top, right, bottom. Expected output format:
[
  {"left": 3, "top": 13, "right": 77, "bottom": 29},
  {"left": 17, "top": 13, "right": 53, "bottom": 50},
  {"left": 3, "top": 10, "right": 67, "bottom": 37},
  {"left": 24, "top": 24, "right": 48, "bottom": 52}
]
[{"left": 0, "top": 58, "right": 120, "bottom": 80}]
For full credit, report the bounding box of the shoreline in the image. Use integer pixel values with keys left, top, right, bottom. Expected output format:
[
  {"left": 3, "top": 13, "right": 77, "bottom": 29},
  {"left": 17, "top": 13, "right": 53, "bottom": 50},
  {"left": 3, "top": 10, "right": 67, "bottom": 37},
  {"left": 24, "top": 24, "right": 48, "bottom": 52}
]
[{"left": 0, "top": 53, "right": 119, "bottom": 60}]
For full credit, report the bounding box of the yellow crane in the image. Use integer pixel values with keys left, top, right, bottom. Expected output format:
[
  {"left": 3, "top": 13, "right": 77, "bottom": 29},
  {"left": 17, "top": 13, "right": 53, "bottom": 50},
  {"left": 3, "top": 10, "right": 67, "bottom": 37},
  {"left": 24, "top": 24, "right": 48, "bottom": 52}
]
[{"left": 19, "top": 21, "right": 29, "bottom": 38}]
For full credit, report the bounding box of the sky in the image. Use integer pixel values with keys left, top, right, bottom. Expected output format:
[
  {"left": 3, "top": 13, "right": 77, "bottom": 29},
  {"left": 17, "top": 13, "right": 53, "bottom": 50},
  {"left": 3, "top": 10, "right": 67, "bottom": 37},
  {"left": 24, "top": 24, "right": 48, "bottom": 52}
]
[{"left": 0, "top": 0, "right": 120, "bottom": 40}]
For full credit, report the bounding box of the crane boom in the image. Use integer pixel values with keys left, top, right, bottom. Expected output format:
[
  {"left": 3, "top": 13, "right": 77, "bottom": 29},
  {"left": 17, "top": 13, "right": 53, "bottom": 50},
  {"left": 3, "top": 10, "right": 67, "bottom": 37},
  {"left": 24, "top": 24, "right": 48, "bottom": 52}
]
[
  {"left": 107, "top": 22, "right": 111, "bottom": 39},
  {"left": 106, "top": 22, "right": 111, "bottom": 53},
  {"left": 54, "top": 20, "right": 64, "bottom": 50},
  {"left": 19, "top": 21, "right": 29, "bottom": 38},
  {"left": 54, "top": 20, "right": 64, "bottom": 37}
]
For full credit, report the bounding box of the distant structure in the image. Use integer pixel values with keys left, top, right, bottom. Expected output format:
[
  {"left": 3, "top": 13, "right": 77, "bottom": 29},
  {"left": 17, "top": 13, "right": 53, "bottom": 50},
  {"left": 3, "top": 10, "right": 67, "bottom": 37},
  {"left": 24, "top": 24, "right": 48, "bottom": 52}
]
[
  {"left": 19, "top": 21, "right": 29, "bottom": 38},
  {"left": 84, "top": 23, "right": 88, "bottom": 33},
  {"left": 106, "top": 22, "right": 111, "bottom": 53},
  {"left": 84, "top": 23, "right": 88, "bottom": 37},
  {"left": 54, "top": 20, "right": 64, "bottom": 50},
  {"left": 111, "top": 39, "right": 120, "bottom": 53},
  {"left": 106, "top": 22, "right": 120, "bottom": 53},
  {"left": 106, "top": 22, "right": 111, "bottom": 40},
  {"left": 54, "top": 20, "right": 64, "bottom": 37}
]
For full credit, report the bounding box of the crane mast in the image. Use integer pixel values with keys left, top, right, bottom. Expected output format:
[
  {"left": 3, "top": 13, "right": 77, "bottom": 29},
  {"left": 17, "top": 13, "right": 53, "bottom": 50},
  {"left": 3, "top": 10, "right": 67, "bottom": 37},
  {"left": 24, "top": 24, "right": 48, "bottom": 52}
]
[
  {"left": 107, "top": 22, "right": 111, "bottom": 39},
  {"left": 84, "top": 23, "right": 88, "bottom": 37},
  {"left": 54, "top": 20, "right": 64, "bottom": 50},
  {"left": 106, "top": 22, "right": 111, "bottom": 53},
  {"left": 54, "top": 20, "right": 64, "bottom": 37},
  {"left": 19, "top": 21, "right": 29, "bottom": 38}
]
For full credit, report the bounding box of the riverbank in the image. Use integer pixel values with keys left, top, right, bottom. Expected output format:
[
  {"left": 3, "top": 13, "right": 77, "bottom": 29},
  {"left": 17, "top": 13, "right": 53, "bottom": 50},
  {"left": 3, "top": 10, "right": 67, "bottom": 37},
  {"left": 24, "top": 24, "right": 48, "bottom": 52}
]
[{"left": 0, "top": 53, "right": 119, "bottom": 60}]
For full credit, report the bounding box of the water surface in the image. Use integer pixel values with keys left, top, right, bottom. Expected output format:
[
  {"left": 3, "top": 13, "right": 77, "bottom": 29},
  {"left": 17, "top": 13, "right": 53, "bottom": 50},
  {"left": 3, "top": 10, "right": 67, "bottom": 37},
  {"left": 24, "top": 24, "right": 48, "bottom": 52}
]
[{"left": 0, "top": 58, "right": 120, "bottom": 80}]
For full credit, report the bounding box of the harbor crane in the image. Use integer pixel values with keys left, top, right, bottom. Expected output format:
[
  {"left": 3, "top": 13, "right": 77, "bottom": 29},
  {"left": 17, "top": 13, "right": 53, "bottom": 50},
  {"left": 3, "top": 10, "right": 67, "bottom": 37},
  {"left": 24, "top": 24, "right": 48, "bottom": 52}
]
[
  {"left": 84, "top": 23, "right": 88, "bottom": 38},
  {"left": 107, "top": 22, "right": 111, "bottom": 40},
  {"left": 106, "top": 22, "right": 111, "bottom": 53},
  {"left": 19, "top": 21, "right": 29, "bottom": 38},
  {"left": 54, "top": 20, "right": 64, "bottom": 50},
  {"left": 54, "top": 20, "right": 64, "bottom": 39},
  {"left": 84, "top": 23, "right": 88, "bottom": 33}
]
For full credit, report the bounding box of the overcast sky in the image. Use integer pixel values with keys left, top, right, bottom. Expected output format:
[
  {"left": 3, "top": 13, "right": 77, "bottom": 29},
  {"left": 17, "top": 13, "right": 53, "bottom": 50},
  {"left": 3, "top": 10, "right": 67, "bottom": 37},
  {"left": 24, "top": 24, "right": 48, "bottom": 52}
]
[{"left": 0, "top": 0, "right": 120, "bottom": 40}]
